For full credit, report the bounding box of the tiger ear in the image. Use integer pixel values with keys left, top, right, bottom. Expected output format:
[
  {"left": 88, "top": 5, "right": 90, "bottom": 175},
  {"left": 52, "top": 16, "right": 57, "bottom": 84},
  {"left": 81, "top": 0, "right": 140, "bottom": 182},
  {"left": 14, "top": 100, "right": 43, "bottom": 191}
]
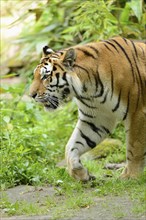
[
  {"left": 43, "top": 46, "right": 54, "bottom": 56},
  {"left": 63, "top": 48, "right": 76, "bottom": 68}
]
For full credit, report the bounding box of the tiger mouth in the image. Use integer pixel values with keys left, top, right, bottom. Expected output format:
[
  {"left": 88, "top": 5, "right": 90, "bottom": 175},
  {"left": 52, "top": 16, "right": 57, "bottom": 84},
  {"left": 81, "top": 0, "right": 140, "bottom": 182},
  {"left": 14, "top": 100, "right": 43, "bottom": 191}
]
[
  {"left": 44, "top": 98, "right": 59, "bottom": 110},
  {"left": 44, "top": 103, "right": 58, "bottom": 110},
  {"left": 36, "top": 95, "right": 59, "bottom": 110}
]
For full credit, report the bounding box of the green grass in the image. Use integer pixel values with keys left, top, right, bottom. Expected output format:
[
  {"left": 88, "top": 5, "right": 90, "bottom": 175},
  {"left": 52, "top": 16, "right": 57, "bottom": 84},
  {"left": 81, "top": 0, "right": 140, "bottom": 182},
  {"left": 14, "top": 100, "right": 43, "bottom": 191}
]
[{"left": 1, "top": 82, "right": 146, "bottom": 218}]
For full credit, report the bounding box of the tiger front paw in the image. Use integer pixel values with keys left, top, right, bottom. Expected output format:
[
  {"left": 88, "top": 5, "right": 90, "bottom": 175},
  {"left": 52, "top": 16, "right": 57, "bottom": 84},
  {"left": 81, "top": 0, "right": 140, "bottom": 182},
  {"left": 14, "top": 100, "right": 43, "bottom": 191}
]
[{"left": 68, "top": 162, "right": 95, "bottom": 182}]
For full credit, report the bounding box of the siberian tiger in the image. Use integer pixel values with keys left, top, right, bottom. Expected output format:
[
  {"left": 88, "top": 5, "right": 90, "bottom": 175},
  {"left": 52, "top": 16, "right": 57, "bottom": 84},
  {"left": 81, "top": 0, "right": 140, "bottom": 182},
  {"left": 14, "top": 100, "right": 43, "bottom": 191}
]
[{"left": 29, "top": 37, "right": 146, "bottom": 181}]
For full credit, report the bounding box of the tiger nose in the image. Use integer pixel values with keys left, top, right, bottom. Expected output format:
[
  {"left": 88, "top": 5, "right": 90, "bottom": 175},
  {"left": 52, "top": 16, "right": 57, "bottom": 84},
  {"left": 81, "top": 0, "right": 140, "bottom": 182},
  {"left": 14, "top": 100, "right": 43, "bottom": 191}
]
[{"left": 30, "top": 93, "right": 37, "bottom": 99}]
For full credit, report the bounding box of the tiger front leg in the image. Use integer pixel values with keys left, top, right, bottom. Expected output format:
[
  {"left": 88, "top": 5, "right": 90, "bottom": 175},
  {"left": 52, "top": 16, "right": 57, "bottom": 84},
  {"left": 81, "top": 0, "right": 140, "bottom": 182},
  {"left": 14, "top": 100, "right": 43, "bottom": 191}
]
[
  {"left": 65, "top": 119, "right": 108, "bottom": 182},
  {"left": 65, "top": 121, "right": 96, "bottom": 182}
]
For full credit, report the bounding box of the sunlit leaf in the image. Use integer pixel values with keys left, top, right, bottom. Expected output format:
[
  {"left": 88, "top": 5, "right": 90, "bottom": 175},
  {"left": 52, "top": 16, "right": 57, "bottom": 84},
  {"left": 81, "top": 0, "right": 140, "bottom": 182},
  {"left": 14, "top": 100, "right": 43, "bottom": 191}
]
[
  {"left": 120, "top": 2, "right": 131, "bottom": 23},
  {"left": 130, "top": 0, "right": 143, "bottom": 22},
  {"left": 3, "top": 116, "right": 10, "bottom": 124}
]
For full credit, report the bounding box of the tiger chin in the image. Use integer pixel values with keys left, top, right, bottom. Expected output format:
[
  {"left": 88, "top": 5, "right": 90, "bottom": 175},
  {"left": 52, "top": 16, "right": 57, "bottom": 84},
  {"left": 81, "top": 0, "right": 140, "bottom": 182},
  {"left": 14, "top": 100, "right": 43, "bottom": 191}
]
[{"left": 29, "top": 37, "right": 146, "bottom": 182}]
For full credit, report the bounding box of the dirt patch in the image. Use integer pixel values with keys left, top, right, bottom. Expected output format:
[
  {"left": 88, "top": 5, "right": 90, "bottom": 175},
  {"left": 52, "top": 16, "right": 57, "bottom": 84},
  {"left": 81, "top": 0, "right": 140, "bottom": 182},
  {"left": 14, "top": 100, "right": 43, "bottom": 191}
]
[
  {"left": 1, "top": 185, "right": 145, "bottom": 220},
  {"left": 1, "top": 185, "right": 55, "bottom": 204},
  {"left": 65, "top": 196, "right": 146, "bottom": 220}
]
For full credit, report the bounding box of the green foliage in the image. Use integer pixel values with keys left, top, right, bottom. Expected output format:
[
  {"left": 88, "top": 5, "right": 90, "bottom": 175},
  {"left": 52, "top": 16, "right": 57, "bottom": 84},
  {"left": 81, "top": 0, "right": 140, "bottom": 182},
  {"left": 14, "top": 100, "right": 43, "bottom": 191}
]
[
  {"left": 1, "top": 194, "right": 47, "bottom": 216},
  {"left": 0, "top": 80, "right": 124, "bottom": 189},
  {"left": 0, "top": 82, "right": 77, "bottom": 188},
  {"left": 1, "top": 83, "right": 146, "bottom": 217},
  {"left": 1, "top": 1, "right": 146, "bottom": 217},
  {"left": 0, "top": 81, "right": 143, "bottom": 190},
  {"left": 9, "top": 0, "right": 79, "bottom": 63},
  {"left": 2, "top": 0, "right": 145, "bottom": 70},
  {"left": 64, "top": 0, "right": 145, "bottom": 41}
]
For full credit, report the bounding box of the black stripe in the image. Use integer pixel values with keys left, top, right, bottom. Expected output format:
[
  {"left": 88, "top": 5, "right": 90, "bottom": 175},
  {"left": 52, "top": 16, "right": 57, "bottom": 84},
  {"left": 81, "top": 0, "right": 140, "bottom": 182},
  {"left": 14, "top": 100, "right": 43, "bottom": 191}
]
[
  {"left": 56, "top": 72, "right": 59, "bottom": 85},
  {"left": 123, "top": 91, "right": 130, "bottom": 120},
  {"left": 76, "top": 48, "right": 96, "bottom": 59},
  {"left": 62, "top": 72, "right": 67, "bottom": 81},
  {"left": 93, "top": 72, "right": 104, "bottom": 97},
  {"left": 56, "top": 63, "right": 64, "bottom": 71},
  {"left": 128, "top": 150, "right": 134, "bottom": 157},
  {"left": 103, "top": 40, "right": 119, "bottom": 53},
  {"left": 127, "top": 157, "right": 132, "bottom": 161},
  {"left": 62, "top": 72, "right": 69, "bottom": 86},
  {"left": 79, "top": 109, "right": 96, "bottom": 118},
  {"left": 82, "top": 83, "right": 87, "bottom": 92},
  {"left": 75, "top": 141, "right": 84, "bottom": 146},
  {"left": 51, "top": 55, "right": 60, "bottom": 59},
  {"left": 71, "top": 147, "right": 79, "bottom": 151},
  {"left": 97, "top": 74, "right": 104, "bottom": 97},
  {"left": 80, "top": 119, "right": 102, "bottom": 137},
  {"left": 100, "top": 90, "right": 109, "bottom": 104},
  {"left": 58, "top": 84, "right": 67, "bottom": 88},
  {"left": 49, "top": 72, "right": 60, "bottom": 88},
  {"left": 101, "top": 126, "right": 110, "bottom": 134},
  {"left": 93, "top": 74, "right": 98, "bottom": 93},
  {"left": 46, "top": 87, "right": 53, "bottom": 92},
  {"left": 72, "top": 85, "right": 96, "bottom": 109},
  {"left": 130, "top": 40, "right": 138, "bottom": 57},
  {"left": 132, "top": 53, "right": 143, "bottom": 89},
  {"left": 111, "top": 39, "right": 135, "bottom": 82},
  {"left": 131, "top": 54, "right": 142, "bottom": 110},
  {"left": 103, "top": 43, "right": 114, "bottom": 54},
  {"left": 77, "top": 97, "right": 96, "bottom": 109},
  {"left": 110, "top": 65, "right": 114, "bottom": 99},
  {"left": 112, "top": 89, "right": 122, "bottom": 112},
  {"left": 86, "top": 45, "right": 99, "bottom": 56},
  {"left": 80, "top": 95, "right": 91, "bottom": 101},
  {"left": 79, "top": 129, "right": 96, "bottom": 148},
  {"left": 50, "top": 84, "right": 57, "bottom": 88},
  {"left": 57, "top": 51, "right": 64, "bottom": 56},
  {"left": 74, "top": 64, "right": 91, "bottom": 82},
  {"left": 123, "top": 38, "right": 128, "bottom": 45},
  {"left": 53, "top": 66, "right": 57, "bottom": 71}
]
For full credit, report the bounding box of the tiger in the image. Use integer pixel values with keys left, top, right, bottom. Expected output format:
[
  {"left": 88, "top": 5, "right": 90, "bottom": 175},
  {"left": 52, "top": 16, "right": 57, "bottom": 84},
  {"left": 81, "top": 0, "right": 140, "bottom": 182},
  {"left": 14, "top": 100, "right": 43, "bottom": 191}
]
[{"left": 29, "top": 37, "right": 146, "bottom": 181}]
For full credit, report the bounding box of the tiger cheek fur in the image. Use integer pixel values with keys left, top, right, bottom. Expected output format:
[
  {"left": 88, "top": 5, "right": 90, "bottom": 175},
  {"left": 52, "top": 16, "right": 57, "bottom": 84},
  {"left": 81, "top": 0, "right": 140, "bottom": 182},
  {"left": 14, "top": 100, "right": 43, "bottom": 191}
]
[{"left": 30, "top": 37, "right": 146, "bottom": 181}]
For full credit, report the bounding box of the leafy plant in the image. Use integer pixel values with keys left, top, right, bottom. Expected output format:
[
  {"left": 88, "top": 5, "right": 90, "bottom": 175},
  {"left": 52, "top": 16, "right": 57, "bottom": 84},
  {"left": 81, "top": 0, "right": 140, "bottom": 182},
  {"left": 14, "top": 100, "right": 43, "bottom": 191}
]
[
  {"left": 0, "top": 82, "right": 76, "bottom": 188},
  {"left": 64, "top": 0, "right": 145, "bottom": 41},
  {"left": 1, "top": 0, "right": 145, "bottom": 74}
]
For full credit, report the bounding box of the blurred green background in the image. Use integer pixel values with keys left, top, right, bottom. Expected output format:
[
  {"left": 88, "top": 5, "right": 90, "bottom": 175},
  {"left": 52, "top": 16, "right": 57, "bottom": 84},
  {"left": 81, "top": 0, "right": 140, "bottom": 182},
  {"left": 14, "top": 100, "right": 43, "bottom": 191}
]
[{"left": 1, "top": 0, "right": 145, "bottom": 78}]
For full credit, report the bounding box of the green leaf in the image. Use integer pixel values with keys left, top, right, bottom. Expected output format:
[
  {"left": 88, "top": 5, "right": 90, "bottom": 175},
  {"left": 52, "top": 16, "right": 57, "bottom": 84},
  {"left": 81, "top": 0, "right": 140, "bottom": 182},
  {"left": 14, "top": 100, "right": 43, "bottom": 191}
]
[
  {"left": 120, "top": 3, "right": 131, "bottom": 23},
  {"left": 3, "top": 116, "right": 10, "bottom": 124},
  {"left": 130, "top": 0, "right": 142, "bottom": 22},
  {"left": 41, "top": 23, "right": 58, "bottom": 33}
]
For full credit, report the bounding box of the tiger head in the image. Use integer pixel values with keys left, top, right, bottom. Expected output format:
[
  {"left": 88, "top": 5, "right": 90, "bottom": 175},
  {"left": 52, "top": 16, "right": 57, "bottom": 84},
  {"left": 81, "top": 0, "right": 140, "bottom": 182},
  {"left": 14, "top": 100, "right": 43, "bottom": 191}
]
[{"left": 29, "top": 46, "right": 76, "bottom": 110}]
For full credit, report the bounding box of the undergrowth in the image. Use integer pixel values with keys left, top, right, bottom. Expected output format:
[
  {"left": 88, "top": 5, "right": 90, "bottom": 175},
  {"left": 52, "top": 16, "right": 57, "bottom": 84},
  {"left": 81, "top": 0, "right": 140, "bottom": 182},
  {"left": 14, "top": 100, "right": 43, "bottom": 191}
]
[{"left": 0, "top": 81, "right": 146, "bottom": 218}]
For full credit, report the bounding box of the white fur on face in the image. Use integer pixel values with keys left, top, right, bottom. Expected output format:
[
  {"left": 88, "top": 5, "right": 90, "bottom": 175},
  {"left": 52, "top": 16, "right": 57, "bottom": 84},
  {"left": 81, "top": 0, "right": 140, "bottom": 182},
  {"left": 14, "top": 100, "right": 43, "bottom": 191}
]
[{"left": 40, "top": 63, "right": 53, "bottom": 79}]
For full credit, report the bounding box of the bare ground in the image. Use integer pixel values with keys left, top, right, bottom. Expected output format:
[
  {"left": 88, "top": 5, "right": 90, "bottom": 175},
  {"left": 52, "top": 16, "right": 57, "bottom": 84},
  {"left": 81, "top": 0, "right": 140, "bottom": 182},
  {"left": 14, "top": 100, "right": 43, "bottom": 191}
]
[{"left": 0, "top": 185, "right": 145, "bottom": 220}]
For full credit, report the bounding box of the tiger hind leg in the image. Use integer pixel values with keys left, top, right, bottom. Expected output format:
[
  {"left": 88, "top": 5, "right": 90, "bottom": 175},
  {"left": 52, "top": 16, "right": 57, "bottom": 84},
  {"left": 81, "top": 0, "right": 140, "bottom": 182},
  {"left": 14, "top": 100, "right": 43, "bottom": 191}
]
[{"left": 121, "top": 110, "right": 146, "bottom": 178}]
